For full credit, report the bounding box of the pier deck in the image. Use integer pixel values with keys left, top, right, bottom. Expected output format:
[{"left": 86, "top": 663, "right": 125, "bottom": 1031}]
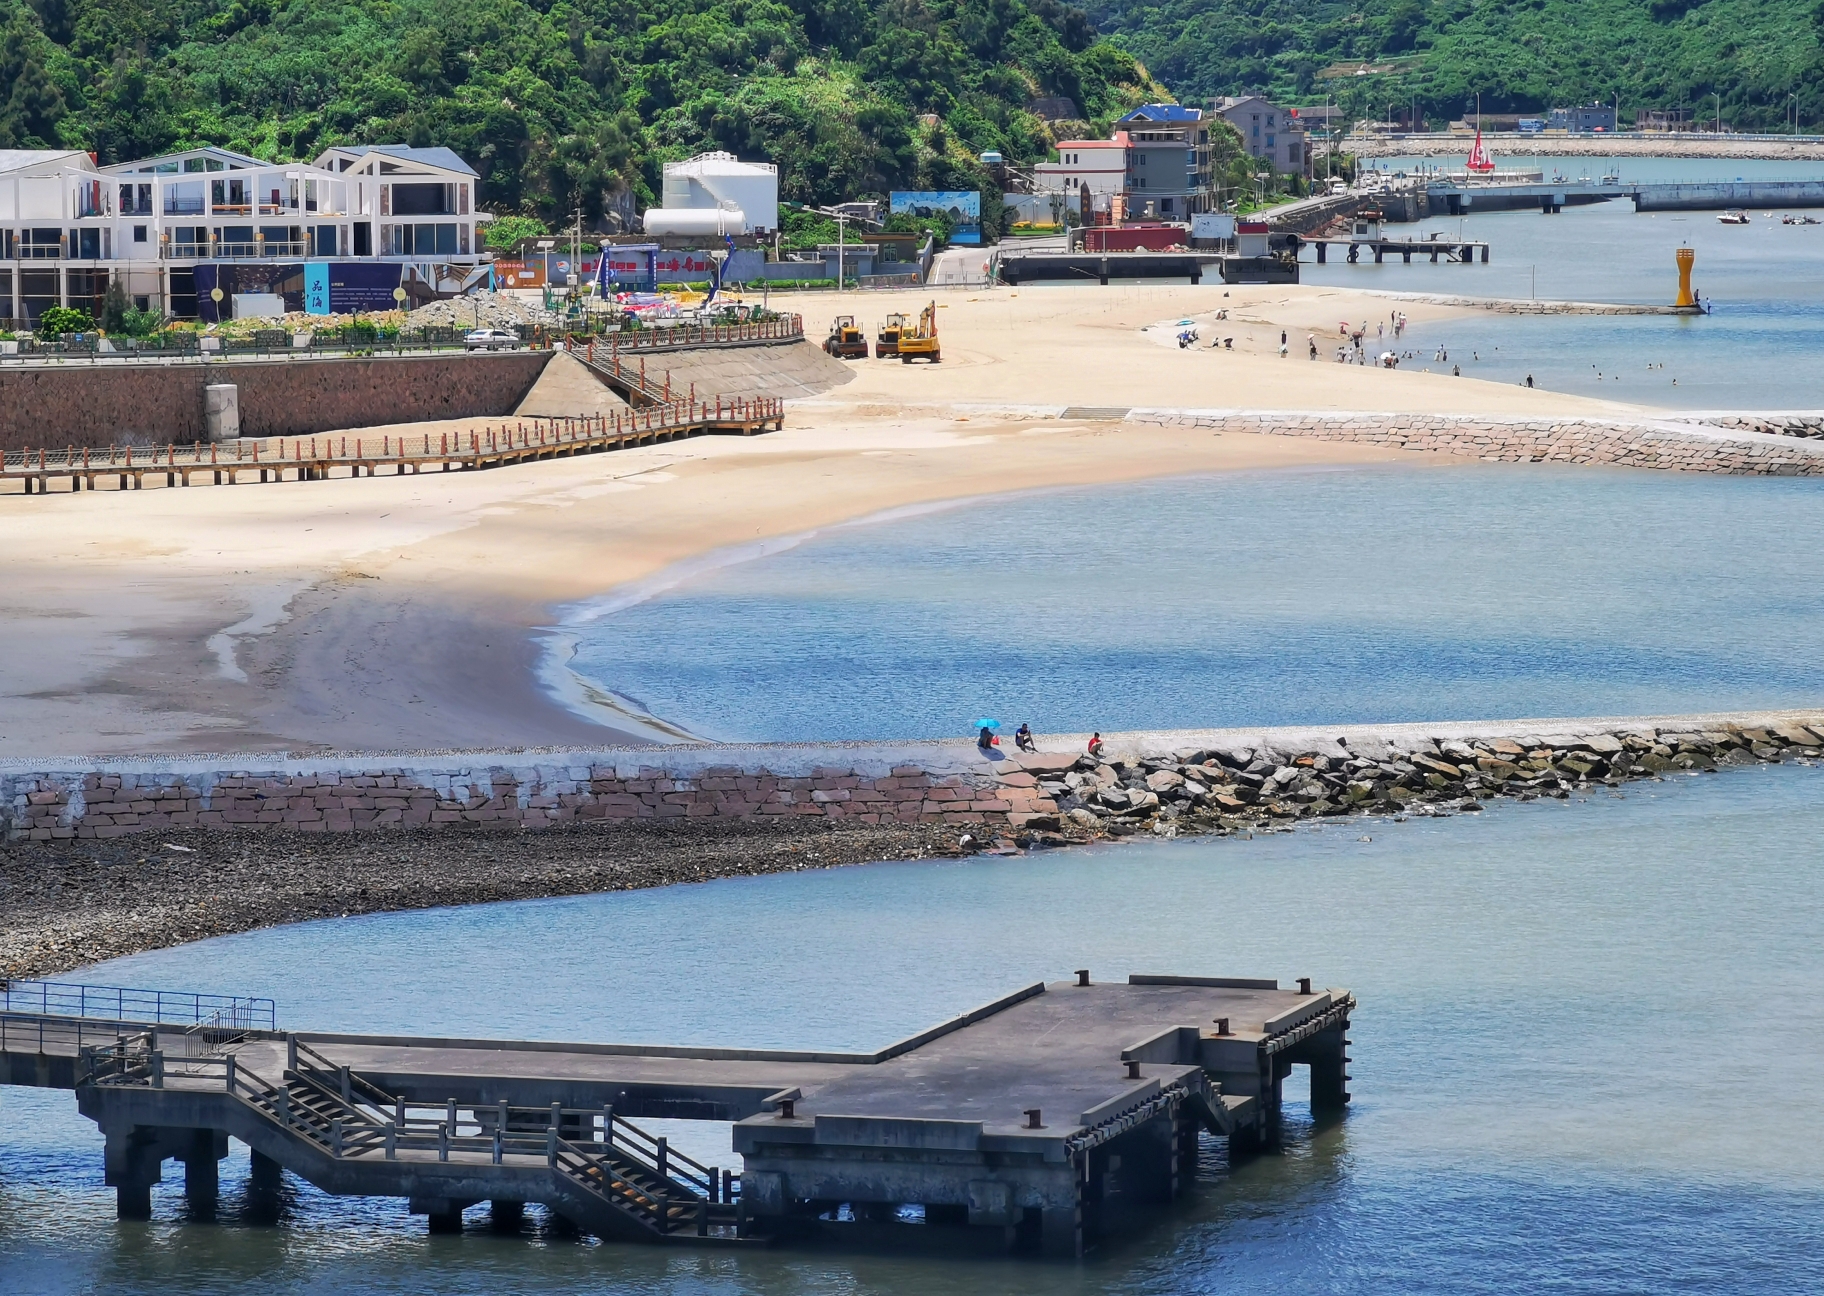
[
  {"left": 0, "top": 972, "right": 1353, "bottom": 1256},
  {"left": 1428, "top": 177, "right": 1824, "bottom": 214}
]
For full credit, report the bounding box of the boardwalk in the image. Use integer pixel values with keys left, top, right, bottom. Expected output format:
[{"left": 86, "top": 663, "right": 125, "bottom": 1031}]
[{"left": 1, "top": 395, "right": 782, "bottom": 494}]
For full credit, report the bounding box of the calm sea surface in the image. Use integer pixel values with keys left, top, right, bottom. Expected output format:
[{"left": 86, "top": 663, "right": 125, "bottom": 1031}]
[
  {"left": 10, "top": 168, "right": 1824, "bottom": 1290},
  {"left": 561, "top": 464, "right": 1824, "bottom": 745},
  {"left": 1302, "top": 154, "right": 1824, "bottom": 407},
  {"left": 4, "top": 762, "right": 1822, "bottom": 1293}
]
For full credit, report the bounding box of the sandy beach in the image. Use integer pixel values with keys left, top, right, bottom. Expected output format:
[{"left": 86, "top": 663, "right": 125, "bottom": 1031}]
[{"left": 0, "top": 283, "right": 1646, "bottom": 758}]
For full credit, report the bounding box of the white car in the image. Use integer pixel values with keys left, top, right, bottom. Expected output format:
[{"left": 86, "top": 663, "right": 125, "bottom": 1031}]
[{"left": 463, "top": 327, "right": 521, "bottom": 351}]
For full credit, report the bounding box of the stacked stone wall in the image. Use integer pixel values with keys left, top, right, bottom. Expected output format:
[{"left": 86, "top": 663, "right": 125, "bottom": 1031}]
[
  {"left": 0, "top": 352, "right": 551, "bottom": 451},
  {"left": 3, "top": 760, "right": 1060, "bottom": 842},
  {"left": 1131, "top": 410, "right": 1824, "bottom": 475}
]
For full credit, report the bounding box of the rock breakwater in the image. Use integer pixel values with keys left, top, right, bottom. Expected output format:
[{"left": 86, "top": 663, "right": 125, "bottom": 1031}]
[
  {"left": 1032, "top": 719, "right": 1824, "bottom": 838},
  {"left": 1129, "top": 409, "right": 1824, "bottom": 475}
]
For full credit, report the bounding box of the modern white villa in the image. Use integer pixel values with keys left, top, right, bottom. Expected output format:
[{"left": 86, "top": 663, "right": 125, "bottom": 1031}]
[{"left": 0, "top": 143, "right": 491, "bottom": 325}]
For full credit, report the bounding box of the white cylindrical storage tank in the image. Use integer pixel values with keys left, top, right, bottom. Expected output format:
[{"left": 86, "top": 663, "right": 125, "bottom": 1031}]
[
  {"left": 662, "top": 152, "right": 779, "bottom": 233},
  {"left": 642, "top": 206, "right": 749, "bottom": 236}
]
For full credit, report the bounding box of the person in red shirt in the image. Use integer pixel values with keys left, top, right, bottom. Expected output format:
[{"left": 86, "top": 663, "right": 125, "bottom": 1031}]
[{"left": 1087, "top": 732, "right": 1105, "bottom": 759}]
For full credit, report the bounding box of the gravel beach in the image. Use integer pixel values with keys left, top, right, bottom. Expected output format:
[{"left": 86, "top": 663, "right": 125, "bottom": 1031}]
[{"left": 0, "top": 819, "right": 982, "bottom": 980}]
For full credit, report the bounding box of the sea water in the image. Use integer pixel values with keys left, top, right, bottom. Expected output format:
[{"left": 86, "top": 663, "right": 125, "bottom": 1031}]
[
  {"left": 1302, "top": 155, "right": 1824, "bottom": 407},
  {"left": 4, "top": 761, "right": 1822, "bottom": 1294},
  {"left": 558, "top": 464, "right": 1824, "bottom": 745}
]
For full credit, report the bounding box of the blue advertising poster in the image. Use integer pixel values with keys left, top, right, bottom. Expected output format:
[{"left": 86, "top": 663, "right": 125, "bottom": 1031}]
[
  {"left": 890, "top": 191, "right": 982, "bottom": 245},
  {"left": 304, "top": 262, "right": 331, "bottom": 316}
]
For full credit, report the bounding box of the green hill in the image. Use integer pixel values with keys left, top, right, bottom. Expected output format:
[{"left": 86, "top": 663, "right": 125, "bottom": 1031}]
[
  {"left": 1086, "top": 0, "right": 1823, "bottom": 131},
  {"left": 0, "top": 0, "right": 1165, "bottom": 226}
]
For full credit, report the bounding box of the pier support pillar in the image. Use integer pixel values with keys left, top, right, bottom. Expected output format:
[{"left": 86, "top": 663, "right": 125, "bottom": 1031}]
[
  {"left": 1307, "top": 1023, "right": 1352, "bottom": 1114},
  {"left": 249, "top": 1149, "right": 283, "bottom": 1194},
  {"left": 104, "top": 1124, "right": 200, "bottom": 1220},
  {"left": 246, "top": 1147, "right": 284, "bottom": 1221},
  {"left": 1040, "top": 1204, "right": 1082, "bottom": 1258},
  {"left": 411, "top": 1196, "right": 475, "bottom": 1234},
  {"left": 180, "top": 1129, "right": 228, "bottom": 1219}
]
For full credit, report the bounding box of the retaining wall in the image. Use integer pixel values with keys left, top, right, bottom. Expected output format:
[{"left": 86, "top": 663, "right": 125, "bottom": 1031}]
[
  {"left": 1128, "top": 409, "right": 1824, "bottom": 475},
  {"left": 1, "top": 754, "right": 1060, "bottom": 841},
  {"left": 0, "top": 352, "right": 552, "bottom": 450}
]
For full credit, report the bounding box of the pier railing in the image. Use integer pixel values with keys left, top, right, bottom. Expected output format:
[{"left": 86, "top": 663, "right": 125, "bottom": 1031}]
[
  {"left": 81, "top": 1028, "right": 741, "bottom": 1237},
  {"left": 0, "top": 978, "right": 276, "bottom": 1030}
]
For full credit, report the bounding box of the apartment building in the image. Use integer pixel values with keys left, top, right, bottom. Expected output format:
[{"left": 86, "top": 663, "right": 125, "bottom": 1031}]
[
  {"left": 1209, "top": 95, "right": 1309, "bottom": 174},
  {"left": 1, "top": 143, "right": 489, "bottom": 326},
  {"left": 1033, "top": 104, "right": 1215, "bottom": 222}
]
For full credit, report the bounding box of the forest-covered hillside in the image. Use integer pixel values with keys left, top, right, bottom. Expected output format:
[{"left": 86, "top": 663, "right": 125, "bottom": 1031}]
[
  {"left": 0, "top": 0, "right": 1165, "bottom": 223},
  {"left": 1087, "top": 0, "right": 1823, "bottom": 131},
  {"left": 3, "top": 0, "right": 1818, "bottom": 228}
]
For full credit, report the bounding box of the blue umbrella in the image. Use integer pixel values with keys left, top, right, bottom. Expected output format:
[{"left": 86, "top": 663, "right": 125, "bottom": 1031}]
[{"left": 974, "top": 718, "right": 1001, "bottom": 730}]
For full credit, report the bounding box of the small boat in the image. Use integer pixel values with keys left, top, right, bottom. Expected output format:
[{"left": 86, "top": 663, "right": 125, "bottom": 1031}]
[
  {"left": 1782, "top": 214, "right": 1821, "bottom": 225},
  {"left": 1717, "top": 209, "right": 1750, "bottom": 225}
]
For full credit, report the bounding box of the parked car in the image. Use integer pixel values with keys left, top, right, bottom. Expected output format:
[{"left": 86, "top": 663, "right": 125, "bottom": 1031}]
[{"left": 464, "top": 328, "right": 521, "bottom": 351}]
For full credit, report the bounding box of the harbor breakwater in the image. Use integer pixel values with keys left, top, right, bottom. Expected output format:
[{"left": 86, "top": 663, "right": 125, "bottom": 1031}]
[
  {"left": 1128, "top": 408, "right": 1824, "bottom": 474},
  {"left": 9, "top": 710, "right": 1824, "bottom": 844}
]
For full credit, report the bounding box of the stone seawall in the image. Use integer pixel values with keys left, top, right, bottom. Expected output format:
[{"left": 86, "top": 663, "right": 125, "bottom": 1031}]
[
  {"left": 1, "top": 754, "right": 1053, "bottom": 842},
  {"left": 1668, "top": 411, "right": 1824, "bottom": 440},
  {"left": 1128, "top": 408, "right": 1824, "bottom": 475},
  {"left": 0, "top": 351, "right": 551, "bottom": 450},
  {"left": 11, "top": 707, "right": 1824, "bottom": 843}
]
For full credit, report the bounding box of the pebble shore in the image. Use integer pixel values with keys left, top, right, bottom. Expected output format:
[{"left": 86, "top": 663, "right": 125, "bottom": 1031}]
[{"left": 0, "top": 818, "right": 972, "bottom": 980}]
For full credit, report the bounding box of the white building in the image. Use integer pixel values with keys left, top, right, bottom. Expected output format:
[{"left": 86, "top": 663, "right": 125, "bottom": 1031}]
[
  {"left": 648, "top": 152, "right": 779, "bottom": 235},
  {"left": 2, "top": 143, "right": 490, "bottom": 325},
  {"left": 1033, "top": 135, "right": 1129, "bottom": 219}
]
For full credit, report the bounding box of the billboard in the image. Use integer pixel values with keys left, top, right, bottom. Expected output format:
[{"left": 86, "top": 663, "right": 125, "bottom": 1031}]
[
  {"left": 1190, "top": 213, "right": 1237, "bottom": 241},
  {"left": 194, "top": 262, "right": 404, "bottom": 322},
  {"left": 890, "top": 191, "right": 982, "bottom": 245}
]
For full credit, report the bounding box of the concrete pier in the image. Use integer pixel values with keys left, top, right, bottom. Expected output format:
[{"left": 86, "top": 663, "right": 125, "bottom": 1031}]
[{"left": 0, "top": 971, "right": 1353, "bottom": 1255}]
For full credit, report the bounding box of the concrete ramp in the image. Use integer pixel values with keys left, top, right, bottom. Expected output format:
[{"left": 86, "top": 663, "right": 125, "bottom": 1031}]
[
  {"left": 632, "top": 340, "right": 855, "bottom": 402},
  {"left": 514, "top": 350, "right": 631, "bottom": 418}
]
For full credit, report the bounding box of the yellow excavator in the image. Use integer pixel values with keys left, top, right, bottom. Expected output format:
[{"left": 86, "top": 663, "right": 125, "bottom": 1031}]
[
  {"left": 897, "top": 301, "right": 941, "bottom": 363},
  {"left": 823, "top": 315, "right": 869, "bottom": 359},
  {"left": 874, "top": 312, "right": 909, "bottom": 358}
]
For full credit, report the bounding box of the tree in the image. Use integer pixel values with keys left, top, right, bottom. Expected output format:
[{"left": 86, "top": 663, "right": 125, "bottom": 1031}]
[
  {"left": 0, "top": 7, "right": 67, "bottom": 148},
  {"left": 100, "top": 276, "right": 129, "bottom": 333},
  {"left": 482, "top": 214, "right": 549, "bottom": 251}
]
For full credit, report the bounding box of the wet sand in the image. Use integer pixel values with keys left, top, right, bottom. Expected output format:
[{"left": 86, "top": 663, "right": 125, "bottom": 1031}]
[{"left": 0, "top": 283, "right": 1644, "bottom": 758}]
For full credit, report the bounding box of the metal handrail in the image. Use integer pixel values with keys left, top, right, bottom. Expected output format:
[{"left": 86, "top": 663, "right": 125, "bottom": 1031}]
[{"left": 0, "top": 979, "right": 275, "bottom": 1029}]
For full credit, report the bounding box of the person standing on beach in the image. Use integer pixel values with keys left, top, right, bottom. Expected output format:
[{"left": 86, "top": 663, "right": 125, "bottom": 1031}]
[
  {"left": 1308, "top": 334, "right": 1317, "bottom": 359},
  {"left": 1525, "top": 374, "right": 1534, "bottom": 387}
]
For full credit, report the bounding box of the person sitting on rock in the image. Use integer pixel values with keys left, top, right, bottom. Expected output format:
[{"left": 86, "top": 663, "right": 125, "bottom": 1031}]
[
  {"left": 1087, "top": 732, "right": 1105, "bottom": 759},
  {"left": 1015, "top": 724, "right": 1037, "bottom": 753}
]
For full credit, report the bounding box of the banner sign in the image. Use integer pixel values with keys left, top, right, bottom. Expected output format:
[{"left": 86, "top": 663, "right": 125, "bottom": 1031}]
[
  {"left": 890, "top": 191, "right": 982, "bottom": 245},
  {"left": 304, "top": 262, "right": 331, "bottom": 315}
]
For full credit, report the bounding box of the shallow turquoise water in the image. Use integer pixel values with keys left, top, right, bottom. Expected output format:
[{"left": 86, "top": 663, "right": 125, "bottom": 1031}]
[
  {"left": 5, "top": 762, "right": 1822, "bottom": 1293},
  {"left": 1303, "top": 155, "right": 1824, "bottom": 407},
  {"left": 561, "top": 464, "right": 1824, "bottom": 744}
]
